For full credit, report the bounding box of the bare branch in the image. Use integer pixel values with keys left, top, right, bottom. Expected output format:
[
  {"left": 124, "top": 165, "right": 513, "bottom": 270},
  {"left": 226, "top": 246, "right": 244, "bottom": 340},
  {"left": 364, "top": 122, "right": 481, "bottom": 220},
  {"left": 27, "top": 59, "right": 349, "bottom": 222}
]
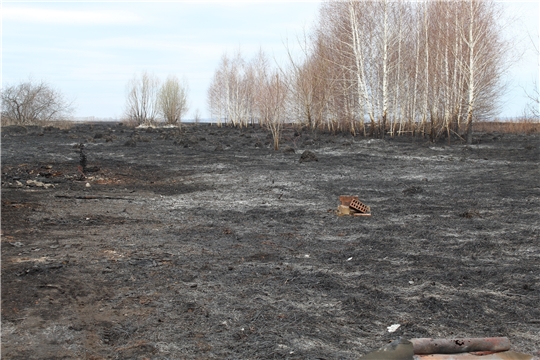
[{"left": 1, "top": 79, "right": 74, "bottom": 125}]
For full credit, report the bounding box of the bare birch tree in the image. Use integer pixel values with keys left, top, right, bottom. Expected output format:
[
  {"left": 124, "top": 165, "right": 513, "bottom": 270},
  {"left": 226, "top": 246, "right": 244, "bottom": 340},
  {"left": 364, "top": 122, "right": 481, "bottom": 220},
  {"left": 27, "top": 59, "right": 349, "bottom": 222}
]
[
  {"left": 283, "top": 33, "right": 334, "bottom": 131},
  {"left": 524, "top": 34, "right": 540, "bottom": 118},
  {"left": 255, "top": 70, "right": 287, "bottom": 150},
  {"left": 206, "top": 0, "right": 510, "bottom": 141},
  {"left": 314, "top": 1, "right": 375, "bottom": 133},
  {"left": 290, "top": 0, "right": 510, "bottom": 141},
  {"left": 456, "top": 0, "right": 509, "bottom": 143},
  {"left": 207, "top": 56, "right": 228, "bottom": 127},
  {"left": 207, "top": 51, "right": 254, "bottom": 127},
  {"left": 125, "top": 71, "right": 160, "bottom": 125}
]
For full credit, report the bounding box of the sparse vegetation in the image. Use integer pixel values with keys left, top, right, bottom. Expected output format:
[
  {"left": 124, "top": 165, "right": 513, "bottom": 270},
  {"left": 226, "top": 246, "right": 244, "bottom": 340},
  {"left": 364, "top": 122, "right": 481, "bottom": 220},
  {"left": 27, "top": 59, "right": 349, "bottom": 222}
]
[
  {"left": 124, "top": 71, "right": 161, "bottom": 126},
  {"left": 2, "top": 123, "right": 539, "bottom": 358},
  {"left": 207, "top": 50, "right": 257, "bottom": 128},
  {"left": 193, "top": 109, "right": 202, "bottom": 125},
  {"left": 124, "top": 72, "right": 189, "bottom": 127},
  {"left": 206, "top": 0, "right": 512, "bottom": 145},
  {"left": 1, "top": 79, "right": 74, "bottom": 126},
  {"left": 3, "top": 1, "right": 532, "bottom": 144},
  {"left": 474, "top": 118, "right": 539, "bottom": 134},
  {"left": 1, "top": 2, "right": 538, "bottom": 358},
  {"left": 207, "top": 50, "right": 287, "bottom": 148},
  {"left": 158, "top": 75, "right": 189, "bottom": 126},
  {"left": 42, "top": 120, "right": 75, "bottom": 130}
]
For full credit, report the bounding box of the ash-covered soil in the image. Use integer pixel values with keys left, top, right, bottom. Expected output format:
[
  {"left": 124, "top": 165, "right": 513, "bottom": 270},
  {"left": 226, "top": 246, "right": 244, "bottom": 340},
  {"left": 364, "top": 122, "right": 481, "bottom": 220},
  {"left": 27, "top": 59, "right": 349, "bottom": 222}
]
[{"left": 1, "top": 123, "right": 539, "bottom": 359}]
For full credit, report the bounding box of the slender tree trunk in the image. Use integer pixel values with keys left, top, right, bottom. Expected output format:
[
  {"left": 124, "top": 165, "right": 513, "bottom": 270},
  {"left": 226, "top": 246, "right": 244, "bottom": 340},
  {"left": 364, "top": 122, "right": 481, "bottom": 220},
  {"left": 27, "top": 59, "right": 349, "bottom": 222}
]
[
  {"left": 422, "top": 3, "right": 429, "bottom": 139},
  {"left": 411, "top": 12, "right": 421, "bottom": 137},
  {"left": 348, "top": 2, "right": 374, "bottom": 137},
  {"left": 466, "top": 0, "right": 475, "bottom": 145},
  {"left": 381, "top": 0, "right": 389, "bottom": 139},
  {"left": 443, "top": 6, "right": 452, "bottom": 145},
  {"left": 392, "top": 4, "right": 403, "bottom": 137}
]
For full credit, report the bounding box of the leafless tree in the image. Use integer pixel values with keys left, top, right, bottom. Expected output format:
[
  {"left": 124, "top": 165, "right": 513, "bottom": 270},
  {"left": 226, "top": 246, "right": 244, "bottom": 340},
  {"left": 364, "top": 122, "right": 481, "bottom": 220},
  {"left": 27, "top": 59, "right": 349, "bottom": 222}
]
[
  {"left": 1, "top": 79, "right": 74, "bottom": 125},
  {"left": 524, "top": 32, "right": 539, "bottom": 119},
  {"left": 207, "top": 51, "right": 256, "bottom": 127},
  {"left": 208, "top": 49, "right": 289, "bottom": 147},
  {"left": 208, "top": 50, "right": 276, "bottom": 128},
  {"left": 452, "top": 0, "right": 509, "bottom": 143},
  {"left": 289, "top": 0, "right": 510, "bottom": 142},
  {"left": 158, "top": 75, "right": 189, "bottom": 126},
  {"left": 124, "top": 71, "right": 160, "bottom": 125},
  {"left": 193, "top": 108, "right": 202, "bottom": 124},
  {"left": 255, "top": 70, "right": 287, "bottom": 150},
  {"left": 283, "top": 33, "right": 333, "bottom": 131},
  {"left": 207, "top": 56, "right": 227, "bottom": 127}
]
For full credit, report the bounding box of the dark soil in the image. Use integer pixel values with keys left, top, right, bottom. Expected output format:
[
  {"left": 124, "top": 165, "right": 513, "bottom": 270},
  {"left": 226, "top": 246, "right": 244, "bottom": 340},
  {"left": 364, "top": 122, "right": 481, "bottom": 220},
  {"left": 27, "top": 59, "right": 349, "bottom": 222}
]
[{"left": 1, "top": 123, "right": 539, "bottom": 359}]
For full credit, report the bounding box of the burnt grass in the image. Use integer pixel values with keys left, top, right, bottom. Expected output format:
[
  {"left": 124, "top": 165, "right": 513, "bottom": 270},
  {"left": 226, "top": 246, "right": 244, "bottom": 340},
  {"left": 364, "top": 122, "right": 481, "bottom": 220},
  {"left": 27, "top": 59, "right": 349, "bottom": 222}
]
[{"left": 1, "top": 123, "right": 539, "bottom": 359}]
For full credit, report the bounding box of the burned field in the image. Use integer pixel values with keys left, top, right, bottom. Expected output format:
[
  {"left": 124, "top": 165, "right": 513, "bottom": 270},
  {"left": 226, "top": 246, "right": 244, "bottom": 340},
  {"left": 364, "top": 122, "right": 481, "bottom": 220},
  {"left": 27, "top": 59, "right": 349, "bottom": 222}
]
[{"left": 1, "top": 123, "right": 539, "bottom": 359}]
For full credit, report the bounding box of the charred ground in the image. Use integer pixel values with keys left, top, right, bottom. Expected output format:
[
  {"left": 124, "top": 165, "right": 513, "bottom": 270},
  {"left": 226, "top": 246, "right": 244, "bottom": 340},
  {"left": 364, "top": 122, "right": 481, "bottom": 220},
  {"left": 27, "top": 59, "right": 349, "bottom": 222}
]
[{"left": 1, "top": 123, "right": 539, "bottom": 359}]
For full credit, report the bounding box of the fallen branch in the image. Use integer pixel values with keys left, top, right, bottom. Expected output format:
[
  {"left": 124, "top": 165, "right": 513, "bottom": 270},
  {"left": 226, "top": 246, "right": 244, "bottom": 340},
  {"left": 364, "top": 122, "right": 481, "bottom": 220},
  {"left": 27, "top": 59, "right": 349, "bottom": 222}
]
[
  {"left": 411, "top": 337, "right": 511, "bottom": 355},
  {"left": 55, "top": 195, "right": 133, "bottom": 200}
]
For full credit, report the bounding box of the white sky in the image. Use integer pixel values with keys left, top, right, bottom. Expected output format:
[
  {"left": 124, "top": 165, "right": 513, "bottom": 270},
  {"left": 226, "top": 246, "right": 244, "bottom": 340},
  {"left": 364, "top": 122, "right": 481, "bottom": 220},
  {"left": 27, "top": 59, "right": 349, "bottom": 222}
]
[{"left": 2, "top": 1, "right": 539, "bottom": 120}]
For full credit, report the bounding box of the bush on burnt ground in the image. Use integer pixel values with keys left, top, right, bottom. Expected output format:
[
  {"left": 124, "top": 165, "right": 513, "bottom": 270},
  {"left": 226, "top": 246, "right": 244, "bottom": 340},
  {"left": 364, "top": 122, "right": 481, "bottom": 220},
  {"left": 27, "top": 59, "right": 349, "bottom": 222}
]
[{"left": 1, "top": 79, "right": 74, "bottom": 126}]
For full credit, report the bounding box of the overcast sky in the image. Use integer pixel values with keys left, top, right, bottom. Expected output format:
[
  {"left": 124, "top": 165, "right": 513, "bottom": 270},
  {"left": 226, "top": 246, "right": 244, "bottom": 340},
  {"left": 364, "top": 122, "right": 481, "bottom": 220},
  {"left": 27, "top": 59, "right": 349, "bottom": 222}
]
[{"left": 2, "top": 1, "right": 539, "bottom": 120}]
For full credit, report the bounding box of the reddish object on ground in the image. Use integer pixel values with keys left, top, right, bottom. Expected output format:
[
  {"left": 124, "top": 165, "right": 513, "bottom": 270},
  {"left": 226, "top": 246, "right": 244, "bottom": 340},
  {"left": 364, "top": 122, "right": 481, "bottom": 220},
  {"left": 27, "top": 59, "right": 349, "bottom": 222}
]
[
  {"left": 349, "top": 198, "right": 370, "bottom": 213},
  {"left": 77, "top": 165, "right": 86, "bottom": 178},
  {"left": 411, "top": 337, "right": 511, "bottom": 355},
  {"left": 413, "top": 350, "right": 537, "bottom": 360},
  {"left": 339, "top": 195, "right": 359, "bottom": 206}
]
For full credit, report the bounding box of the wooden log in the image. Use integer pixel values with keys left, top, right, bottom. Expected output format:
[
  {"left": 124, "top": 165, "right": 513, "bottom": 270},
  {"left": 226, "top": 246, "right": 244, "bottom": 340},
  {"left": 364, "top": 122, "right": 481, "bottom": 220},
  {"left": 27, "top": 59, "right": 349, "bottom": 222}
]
[
  {"left": 413, "top": 350, "right": 535, "bottom": 359},
  {"left": 411, "top": 337, "right": 511, "bottom": 355}
]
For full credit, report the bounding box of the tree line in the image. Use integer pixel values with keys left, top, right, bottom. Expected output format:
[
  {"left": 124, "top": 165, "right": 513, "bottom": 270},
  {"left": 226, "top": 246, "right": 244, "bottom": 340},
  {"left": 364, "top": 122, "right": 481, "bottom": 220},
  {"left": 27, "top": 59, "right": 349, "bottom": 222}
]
[
  {"left": 0, "top": 73, "right": 189, "bottom": 127},
  {"left": 1, "top": 0, "right": 519, "bottom": 146},
  {"left": 208, "top": 0, "right": 510, "bottom": 145}
]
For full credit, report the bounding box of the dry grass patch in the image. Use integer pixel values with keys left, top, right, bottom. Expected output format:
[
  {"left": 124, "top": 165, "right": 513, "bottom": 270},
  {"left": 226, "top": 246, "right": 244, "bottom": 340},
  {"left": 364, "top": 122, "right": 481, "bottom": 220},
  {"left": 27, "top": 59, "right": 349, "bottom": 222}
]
[{"left": 475, "top": 118, "right": 539, "bottom": 134}]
